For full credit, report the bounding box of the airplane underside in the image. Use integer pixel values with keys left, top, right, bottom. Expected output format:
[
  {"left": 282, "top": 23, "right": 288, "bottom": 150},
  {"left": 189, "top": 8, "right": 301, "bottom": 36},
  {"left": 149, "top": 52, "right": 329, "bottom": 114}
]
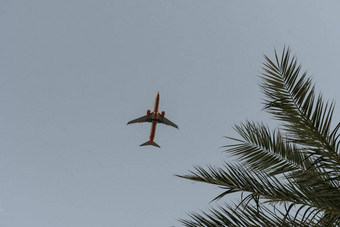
[{"left": 127, "top": 92, "right": 178, "bottom": 148}]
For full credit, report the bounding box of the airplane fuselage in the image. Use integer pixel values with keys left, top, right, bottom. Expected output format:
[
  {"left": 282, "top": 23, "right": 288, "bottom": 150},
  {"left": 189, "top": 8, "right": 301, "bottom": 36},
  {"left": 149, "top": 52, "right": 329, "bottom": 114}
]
[
  {"left": 127, "top": 91, "right": 178, "bottom": 148},
  {"left": 149, "top": 92, "right": 160, "bottom": 144}
]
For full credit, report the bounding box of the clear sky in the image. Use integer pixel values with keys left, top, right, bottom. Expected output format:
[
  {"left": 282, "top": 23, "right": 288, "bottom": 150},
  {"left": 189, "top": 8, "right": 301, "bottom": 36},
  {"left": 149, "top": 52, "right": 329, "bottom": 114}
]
[{"left": 1, "top": 1, "right": 340, "bottom": 226}]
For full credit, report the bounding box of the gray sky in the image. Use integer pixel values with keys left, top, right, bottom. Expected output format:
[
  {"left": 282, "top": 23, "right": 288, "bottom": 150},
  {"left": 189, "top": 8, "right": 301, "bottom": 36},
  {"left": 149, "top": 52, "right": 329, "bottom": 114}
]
[{"left": 1, "top": 0, "right": 340, "bottom": 226}]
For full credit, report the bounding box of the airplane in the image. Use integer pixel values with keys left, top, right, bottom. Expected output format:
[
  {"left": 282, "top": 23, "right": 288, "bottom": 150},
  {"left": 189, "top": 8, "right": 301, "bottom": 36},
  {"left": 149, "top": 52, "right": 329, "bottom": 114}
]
[{"left": 127, "top": 91, "right": 178, "bottom": 148}]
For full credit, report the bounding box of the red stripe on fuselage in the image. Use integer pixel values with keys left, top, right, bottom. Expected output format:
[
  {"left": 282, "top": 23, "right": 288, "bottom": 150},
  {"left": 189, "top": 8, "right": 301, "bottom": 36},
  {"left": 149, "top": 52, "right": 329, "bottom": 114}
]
[
  {"left": 149, "top": 121, "right": 157, "bottom": 144},
  {"left": 149, "top": 92, "right": 160, "bottom": 144},
  {"left": 153, "top": 91, "right": 160, "bottom": 113}
]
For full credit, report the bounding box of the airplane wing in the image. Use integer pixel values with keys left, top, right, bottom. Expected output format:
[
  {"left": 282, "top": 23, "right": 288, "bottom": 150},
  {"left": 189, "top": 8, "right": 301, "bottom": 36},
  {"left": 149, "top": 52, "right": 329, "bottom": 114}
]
[
  {"left": 127, "top": 114, "right": 153, "bottom": 125},
  {"left": 157, "top": 113, "right": 179, "bottom": 129}
]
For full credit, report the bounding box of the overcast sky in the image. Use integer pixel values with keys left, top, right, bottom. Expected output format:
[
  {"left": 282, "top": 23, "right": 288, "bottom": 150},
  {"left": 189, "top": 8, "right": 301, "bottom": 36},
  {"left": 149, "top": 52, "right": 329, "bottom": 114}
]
[{"left": 1, "top": 1, "right": 340, "bottom": 226}]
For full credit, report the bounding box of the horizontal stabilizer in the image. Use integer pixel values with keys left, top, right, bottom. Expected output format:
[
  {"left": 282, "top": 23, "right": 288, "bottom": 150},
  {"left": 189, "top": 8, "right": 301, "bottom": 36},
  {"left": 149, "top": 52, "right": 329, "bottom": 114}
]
[{"left": 140, "top": 140, "right": 160, "bottom": 148}]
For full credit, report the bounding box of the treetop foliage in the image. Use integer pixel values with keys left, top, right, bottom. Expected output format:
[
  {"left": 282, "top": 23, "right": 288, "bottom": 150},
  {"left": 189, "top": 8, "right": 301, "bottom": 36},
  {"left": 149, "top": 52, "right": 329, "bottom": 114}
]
[{"left": 178, "top": 48, "right": 340, "bottom": 226}]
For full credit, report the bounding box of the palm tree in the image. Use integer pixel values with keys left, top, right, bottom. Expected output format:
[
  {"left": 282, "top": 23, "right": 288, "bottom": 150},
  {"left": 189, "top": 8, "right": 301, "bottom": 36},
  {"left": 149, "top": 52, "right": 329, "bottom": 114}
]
[{"left": 178, "top": 48, "right": 340, "bottom": 226}]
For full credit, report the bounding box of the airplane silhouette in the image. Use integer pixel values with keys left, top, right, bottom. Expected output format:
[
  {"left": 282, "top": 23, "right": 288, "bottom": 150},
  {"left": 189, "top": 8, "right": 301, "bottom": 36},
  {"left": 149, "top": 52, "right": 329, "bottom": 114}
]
[{"left": 127, "top": 91, "right": 178, "bottom": 148}]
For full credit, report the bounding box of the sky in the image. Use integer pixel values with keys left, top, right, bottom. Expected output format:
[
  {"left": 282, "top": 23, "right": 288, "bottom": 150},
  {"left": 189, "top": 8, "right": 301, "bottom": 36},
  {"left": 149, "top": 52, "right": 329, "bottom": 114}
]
[{"left": 1, "top": 0, "right": 340, "bottom": 226}]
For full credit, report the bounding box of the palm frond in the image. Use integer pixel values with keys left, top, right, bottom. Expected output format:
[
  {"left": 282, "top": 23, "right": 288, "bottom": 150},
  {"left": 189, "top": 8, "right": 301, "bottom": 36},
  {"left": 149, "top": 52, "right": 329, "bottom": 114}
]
[
  {"left": 177, "top": 163, "right": 306, "bottom": 205},
  {"left": 178, "top": 47, "right": 340, "bottom": 226},
  {"left": 223, "top": 121, "right": 308, "bottom": 176},
  {"left": 180, "top": 200, "right": 340, "bottom": 227},
  {"left": 180, "top": 203, "right": 294, "bottom": 227},
  {"left": 261, "top": 47, "right": 340, "bottom": 166},
  {"left": 177, "top": 163, "right": 340, "bottom": 215},
  {"left": 223, "top": 120, "right": 340, "bottom": 195}
]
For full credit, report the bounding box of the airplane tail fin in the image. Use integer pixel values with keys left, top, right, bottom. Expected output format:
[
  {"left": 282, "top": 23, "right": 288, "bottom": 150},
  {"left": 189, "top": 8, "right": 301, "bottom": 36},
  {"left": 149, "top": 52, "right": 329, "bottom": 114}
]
[{"left": 140, "top": 140, "right": 160, "bottom": 148}]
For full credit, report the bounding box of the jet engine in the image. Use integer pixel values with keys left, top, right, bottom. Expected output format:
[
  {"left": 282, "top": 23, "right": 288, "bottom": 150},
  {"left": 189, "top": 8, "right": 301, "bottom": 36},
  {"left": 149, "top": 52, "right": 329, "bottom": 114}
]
[
  {"left": 147, "top": 110, "right": 151, "bottom": 116},
  {"left": 161, "top": 111, "right": 165, "bottom": 118}
]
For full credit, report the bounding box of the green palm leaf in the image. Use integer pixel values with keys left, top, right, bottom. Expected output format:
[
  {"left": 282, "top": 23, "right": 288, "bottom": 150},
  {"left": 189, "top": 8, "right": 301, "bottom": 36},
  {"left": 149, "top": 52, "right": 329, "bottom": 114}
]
[
  {"left": 224, "top": 121, "right": 308, "bottom": 176},
  {"left": 178, "top": 47, "right": 340, "bottom": 226},
  {"left": 261, "top": 47, "right": 340, "bottom": 167}
]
